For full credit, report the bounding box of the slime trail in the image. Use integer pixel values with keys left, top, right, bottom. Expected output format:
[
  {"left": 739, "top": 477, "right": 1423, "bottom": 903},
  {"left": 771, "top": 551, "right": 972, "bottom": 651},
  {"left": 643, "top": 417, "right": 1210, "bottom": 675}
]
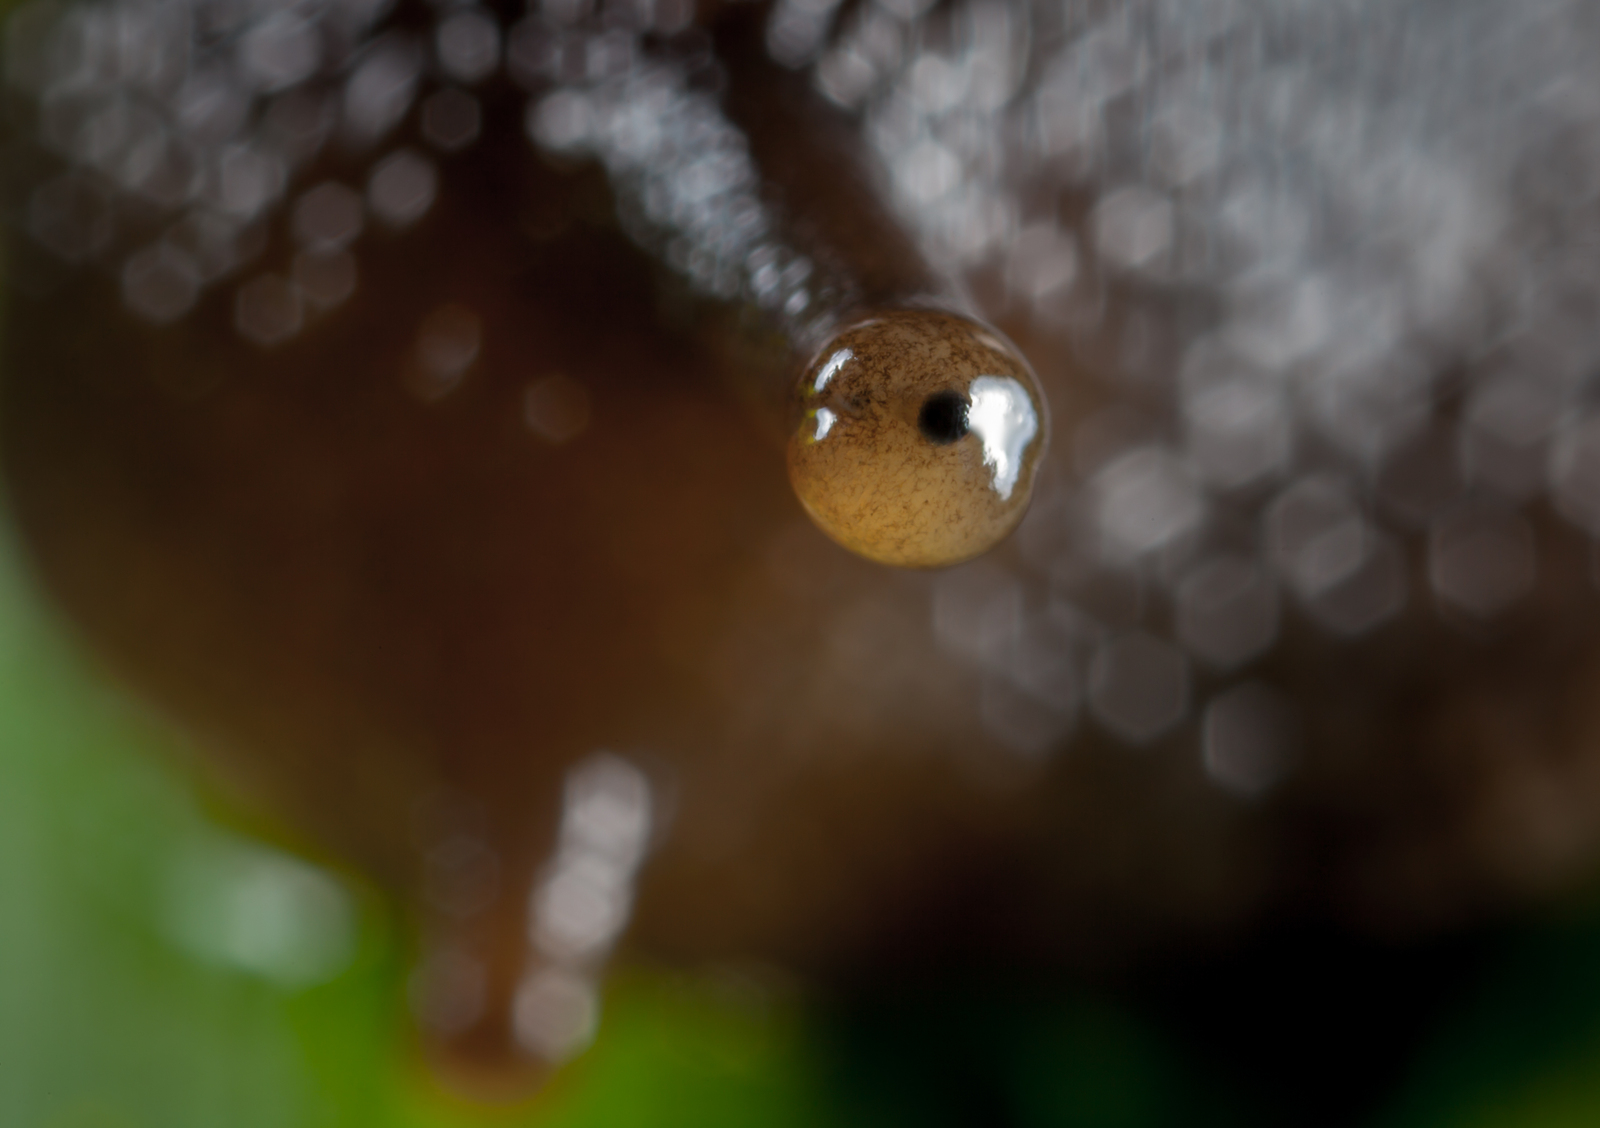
[{"left": 4, "top": 0, "right": 1600, "bottom": 1095}]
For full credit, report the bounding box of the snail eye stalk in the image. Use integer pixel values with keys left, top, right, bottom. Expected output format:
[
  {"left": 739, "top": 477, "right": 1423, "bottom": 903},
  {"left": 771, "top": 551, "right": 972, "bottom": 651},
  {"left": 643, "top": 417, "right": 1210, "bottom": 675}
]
[{"left": 788, "top": 309, "right": 1049, "bottom": 570}]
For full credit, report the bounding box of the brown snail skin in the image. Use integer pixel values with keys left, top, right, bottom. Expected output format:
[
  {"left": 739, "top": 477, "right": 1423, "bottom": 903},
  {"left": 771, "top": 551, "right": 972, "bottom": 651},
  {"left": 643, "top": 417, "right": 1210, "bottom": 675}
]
[{"left": 789, "top": 311, "right": 1048, "bottom": 568}]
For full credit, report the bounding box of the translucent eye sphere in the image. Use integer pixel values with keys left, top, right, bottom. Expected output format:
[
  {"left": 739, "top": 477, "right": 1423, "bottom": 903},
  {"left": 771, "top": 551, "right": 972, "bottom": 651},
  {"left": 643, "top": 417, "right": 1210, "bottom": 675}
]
[{"left": 787, "top": 310, "right": 1050, "bottom": 569}]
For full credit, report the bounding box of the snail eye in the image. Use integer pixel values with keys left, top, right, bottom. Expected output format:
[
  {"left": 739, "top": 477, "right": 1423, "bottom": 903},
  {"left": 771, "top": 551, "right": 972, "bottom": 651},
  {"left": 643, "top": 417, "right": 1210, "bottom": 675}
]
[
  {"left": 917, "top": 391, "right": 970, "bottom": 445},
  {"left": 788, "top": 310, "right": 1049, "bottom": 569}
]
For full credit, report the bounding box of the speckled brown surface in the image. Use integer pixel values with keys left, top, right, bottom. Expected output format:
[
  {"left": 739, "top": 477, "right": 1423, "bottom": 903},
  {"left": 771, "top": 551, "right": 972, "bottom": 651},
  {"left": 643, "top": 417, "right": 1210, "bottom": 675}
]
[{"left": 789, "top": 310, "right": 1048, "bottom": 568}]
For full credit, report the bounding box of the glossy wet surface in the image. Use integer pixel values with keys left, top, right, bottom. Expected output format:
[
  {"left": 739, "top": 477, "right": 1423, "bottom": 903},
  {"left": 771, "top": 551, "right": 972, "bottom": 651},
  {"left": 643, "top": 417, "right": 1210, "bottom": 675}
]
[{"left": 789, "top": 310, "right": 1047, "bottom": 568}]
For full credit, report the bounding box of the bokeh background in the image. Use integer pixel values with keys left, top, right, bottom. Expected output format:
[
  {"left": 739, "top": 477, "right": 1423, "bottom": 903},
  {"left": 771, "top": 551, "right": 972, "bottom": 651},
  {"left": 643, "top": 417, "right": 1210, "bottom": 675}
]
[
  {"left": 8, "top": 0, "right": 1600, "bottom": 1118},
  {"left": 4, "top": 496, "right": 1600, "bottom": 1125}
]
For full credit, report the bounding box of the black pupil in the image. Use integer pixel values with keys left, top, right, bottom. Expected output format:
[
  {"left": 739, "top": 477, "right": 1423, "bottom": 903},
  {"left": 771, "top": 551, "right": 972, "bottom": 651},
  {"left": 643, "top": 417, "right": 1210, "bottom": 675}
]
[{"left": 918, "top": 391, "right": 970, "bottom": 445}]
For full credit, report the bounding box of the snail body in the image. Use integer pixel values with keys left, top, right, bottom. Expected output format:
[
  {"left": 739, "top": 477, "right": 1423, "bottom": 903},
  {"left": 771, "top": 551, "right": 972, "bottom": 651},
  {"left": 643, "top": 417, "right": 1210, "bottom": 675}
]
[{"left": 4, "top": 0, "right": 1600, "bottom": 1099}]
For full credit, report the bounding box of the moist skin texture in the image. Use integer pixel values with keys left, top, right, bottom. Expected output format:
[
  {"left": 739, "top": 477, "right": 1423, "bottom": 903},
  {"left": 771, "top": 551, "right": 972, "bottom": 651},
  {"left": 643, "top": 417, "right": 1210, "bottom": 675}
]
[{"left": 8, "top": 0, "right": 1600, "bottom": 1101}]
